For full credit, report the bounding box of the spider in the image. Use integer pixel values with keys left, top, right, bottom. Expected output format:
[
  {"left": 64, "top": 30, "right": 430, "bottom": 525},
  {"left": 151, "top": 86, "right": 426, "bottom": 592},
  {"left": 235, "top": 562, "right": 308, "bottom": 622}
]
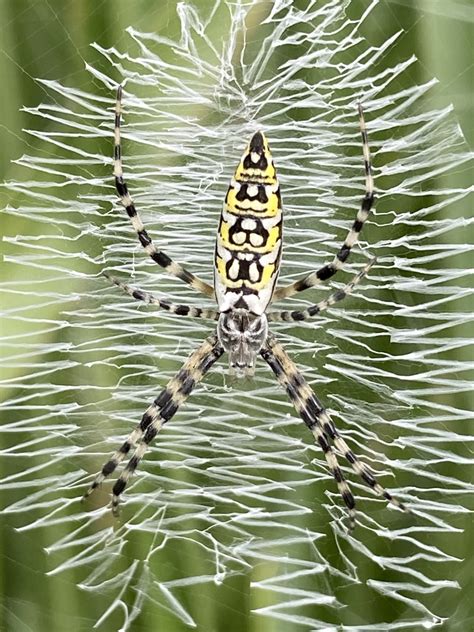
[{"left": 83, "top": 86, "right": 409, "bottom": 528}]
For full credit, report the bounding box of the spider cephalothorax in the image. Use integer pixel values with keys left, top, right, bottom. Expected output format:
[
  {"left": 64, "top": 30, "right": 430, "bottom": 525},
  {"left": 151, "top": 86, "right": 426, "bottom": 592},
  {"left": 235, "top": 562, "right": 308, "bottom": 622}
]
[
  {"left": 83, "top": 86, "right": 409, "bottom": 529},
  {"left": 217, "top": 310, "right": 268, "bottom": 376}
]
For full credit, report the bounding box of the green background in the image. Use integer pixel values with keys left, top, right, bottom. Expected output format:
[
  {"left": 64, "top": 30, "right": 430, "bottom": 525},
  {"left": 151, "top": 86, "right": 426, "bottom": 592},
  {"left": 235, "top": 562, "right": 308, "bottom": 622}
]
[{"left": 1, "top": 1, "right": 473, "bottom": 631}]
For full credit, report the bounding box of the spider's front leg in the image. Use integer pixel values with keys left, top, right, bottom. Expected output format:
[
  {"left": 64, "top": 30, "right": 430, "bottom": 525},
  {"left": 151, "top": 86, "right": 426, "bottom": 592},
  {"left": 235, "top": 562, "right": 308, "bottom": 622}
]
[
  {"left": 272, "top": 104, "right": 374, "bottom": 302},
  {"left": 260, "top": 334, "right": 408, "bottom": 529},
  {"left": 83, "top": 334, "right": 223, "bottom": 514},
  {"left": 113, "top": 85, "right": 214, "bottom": 299}
]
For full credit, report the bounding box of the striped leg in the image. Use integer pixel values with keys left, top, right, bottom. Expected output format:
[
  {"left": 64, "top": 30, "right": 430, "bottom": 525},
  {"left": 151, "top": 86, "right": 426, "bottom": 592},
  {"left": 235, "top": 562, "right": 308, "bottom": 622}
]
[
  {"left": 103, "top": 272, "right": 219, "bottom": 319},
  {"left": 260, "top": 335, "right": 408, "bottom": 529},
  {"left": 272, "top": 104, "right": 374, "bottom": 302},
  {"left": 83, "top": 334, "right": 224, "bottom": 513},
  {"left": 267, "top": 258, "right": 376, "bottom": 323},
  {"left": 113, "top": 85, "right": 214, "bottom": 298}
]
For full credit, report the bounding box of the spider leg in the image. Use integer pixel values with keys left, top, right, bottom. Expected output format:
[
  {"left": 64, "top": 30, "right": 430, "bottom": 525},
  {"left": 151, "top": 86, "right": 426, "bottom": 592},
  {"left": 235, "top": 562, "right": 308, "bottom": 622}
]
[
  {"left": 272, "top": 104, "right": 374, "bottom": 302},
  {"left": 83, "top": 334, "right": 224, "bottom": 513},
  {"left": 267, "top": 257, "right": 376, "bottom": 322},
  {"left": 260, "top": 334, "right": 408, "bottom": 528},
  {"left": 113, "top": 85, "right": 214, "bottom": 298},
  {"left": 103, "top": 272, "right": 219, "bottom": 320}
]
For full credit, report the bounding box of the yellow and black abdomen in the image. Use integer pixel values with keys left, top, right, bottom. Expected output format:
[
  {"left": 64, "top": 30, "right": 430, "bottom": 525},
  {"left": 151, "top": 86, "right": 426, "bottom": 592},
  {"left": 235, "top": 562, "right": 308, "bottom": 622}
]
[{"left": 215, "top": 132, "right": 283, "bottom": 315}]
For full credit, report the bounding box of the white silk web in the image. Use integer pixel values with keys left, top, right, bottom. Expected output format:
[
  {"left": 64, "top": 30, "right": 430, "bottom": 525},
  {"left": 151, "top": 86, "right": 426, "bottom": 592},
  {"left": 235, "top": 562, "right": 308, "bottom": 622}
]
[{"left": 1, "top": 0, "right": 473, "bottom": 630}]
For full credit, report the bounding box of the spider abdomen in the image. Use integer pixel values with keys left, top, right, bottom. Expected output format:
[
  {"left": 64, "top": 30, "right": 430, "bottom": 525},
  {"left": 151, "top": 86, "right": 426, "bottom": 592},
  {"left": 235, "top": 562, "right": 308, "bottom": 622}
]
[{"left": 214, "top": 131, "right": 283, "bottom": 315}]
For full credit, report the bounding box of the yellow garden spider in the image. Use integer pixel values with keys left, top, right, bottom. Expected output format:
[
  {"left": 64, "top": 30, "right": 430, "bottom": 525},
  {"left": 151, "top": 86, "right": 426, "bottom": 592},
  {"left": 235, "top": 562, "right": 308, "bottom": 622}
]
[{"left": 84, "top": 86, "right": 408, "bottom": 528}]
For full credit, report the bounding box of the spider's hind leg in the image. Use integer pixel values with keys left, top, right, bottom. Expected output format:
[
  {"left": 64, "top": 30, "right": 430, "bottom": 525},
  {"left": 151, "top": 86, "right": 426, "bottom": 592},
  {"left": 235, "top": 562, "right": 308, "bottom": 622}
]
[
  {"left": 318, "top": 411, "right": 408, "bottom": 513},
  {"left": 261, "top": 337, "right": 357, "bottom": 529},
  {"left": 261, "top": 335, "right": 409, "bottom": 528},
  {"left": 83, "top": 334, "right": 224, "bottom": 513}
]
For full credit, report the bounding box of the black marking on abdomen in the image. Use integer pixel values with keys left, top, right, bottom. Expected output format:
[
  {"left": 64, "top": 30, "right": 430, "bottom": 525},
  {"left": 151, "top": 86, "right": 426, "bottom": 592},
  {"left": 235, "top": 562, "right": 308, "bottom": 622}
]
[
  {"left": 249, "top": 132, "right": 264, "bottom": 151},
  {"left": 235, "top": 183, "right": 269, "bottom": 204},
  {"left": 243, "top": 154, "right": 268, "bottom": 171},
  {"left": 225, "top": 257, "right": 263, "bottom": 284},
  {"left": 228, "top": 217, "right": 269, "bottom": 245}
]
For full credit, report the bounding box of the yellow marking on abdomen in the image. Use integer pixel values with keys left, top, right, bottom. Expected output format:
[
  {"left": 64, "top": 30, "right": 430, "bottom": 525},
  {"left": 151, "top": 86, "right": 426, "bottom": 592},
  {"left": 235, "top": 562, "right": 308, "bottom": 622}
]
[
  {"left": 225, "top": 189, "right": 280, "bottom": 218},
  {"left": 250, "top": 263, "right": 276, "bottom": 291},
  {"left": 215, "top": 255, "right": 277, "bottom": 292},
  {"left": 215, "top": 131, "right": 282, "bottom": 301},
  {"left": 235, "top": 164, "right": 277, "bottom": 184},
  {"left": 217, "top": 223, "right": 281, "bottom": 254}
]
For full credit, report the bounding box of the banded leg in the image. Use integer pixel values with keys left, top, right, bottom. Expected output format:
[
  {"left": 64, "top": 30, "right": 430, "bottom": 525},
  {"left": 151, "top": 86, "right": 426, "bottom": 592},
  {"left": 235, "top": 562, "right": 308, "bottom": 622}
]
[
  {"left": 83, "top": 334, "right": 224, "bottom": 513},
  {"left": 260, "top": 335, "right": 408, "bottom": 528},
  {"left": 272, "top": 104, "right": 374, "bottom": 302},
  {"left": 103, "top": 272, "right": 219, "bottom": 319},
  {"left": 268, "top": 257, "right": 376, "bottom": 323},
  {"left": 113, "top": 85, "right": 214, "bottom": 298}
]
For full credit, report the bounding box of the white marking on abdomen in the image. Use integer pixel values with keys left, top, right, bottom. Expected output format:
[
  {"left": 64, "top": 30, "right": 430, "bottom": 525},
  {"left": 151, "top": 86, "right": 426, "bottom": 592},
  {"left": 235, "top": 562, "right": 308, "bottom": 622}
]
[
  {"left": 222, "top": 208, "right": 238, "bottom": 226},
  {"left": 237, "top": 252, "right": 254, "bottom": 261},
  {"left": 233, "top": 232, "right": 246, "bottom": 244},
  {"left": 260, "top": 247, "right": 280, "bottom": 266},
  {"left": 250, "top": 233, "right": 264, "bottom": 246},
  {"left": 216, "top": 241, "right": 232, "bottom": 261},
  {"left": 249, "top": 262, "right": 260, "bottom": 282},
  {"left": 261, "top": 214, "right": 281, "bottom": 230},
  {"left": 241, "top": 218, "right": 257, "bottom": 231},
  {"left": 228, "top": 259, "right": 240, "bottom": 280}
]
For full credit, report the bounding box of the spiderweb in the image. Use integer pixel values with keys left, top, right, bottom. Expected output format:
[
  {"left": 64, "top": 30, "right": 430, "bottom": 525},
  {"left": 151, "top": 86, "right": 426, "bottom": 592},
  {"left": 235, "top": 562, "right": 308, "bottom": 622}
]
[{"left": 1, "top": 0, "right": 473, "bottom": 629}]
